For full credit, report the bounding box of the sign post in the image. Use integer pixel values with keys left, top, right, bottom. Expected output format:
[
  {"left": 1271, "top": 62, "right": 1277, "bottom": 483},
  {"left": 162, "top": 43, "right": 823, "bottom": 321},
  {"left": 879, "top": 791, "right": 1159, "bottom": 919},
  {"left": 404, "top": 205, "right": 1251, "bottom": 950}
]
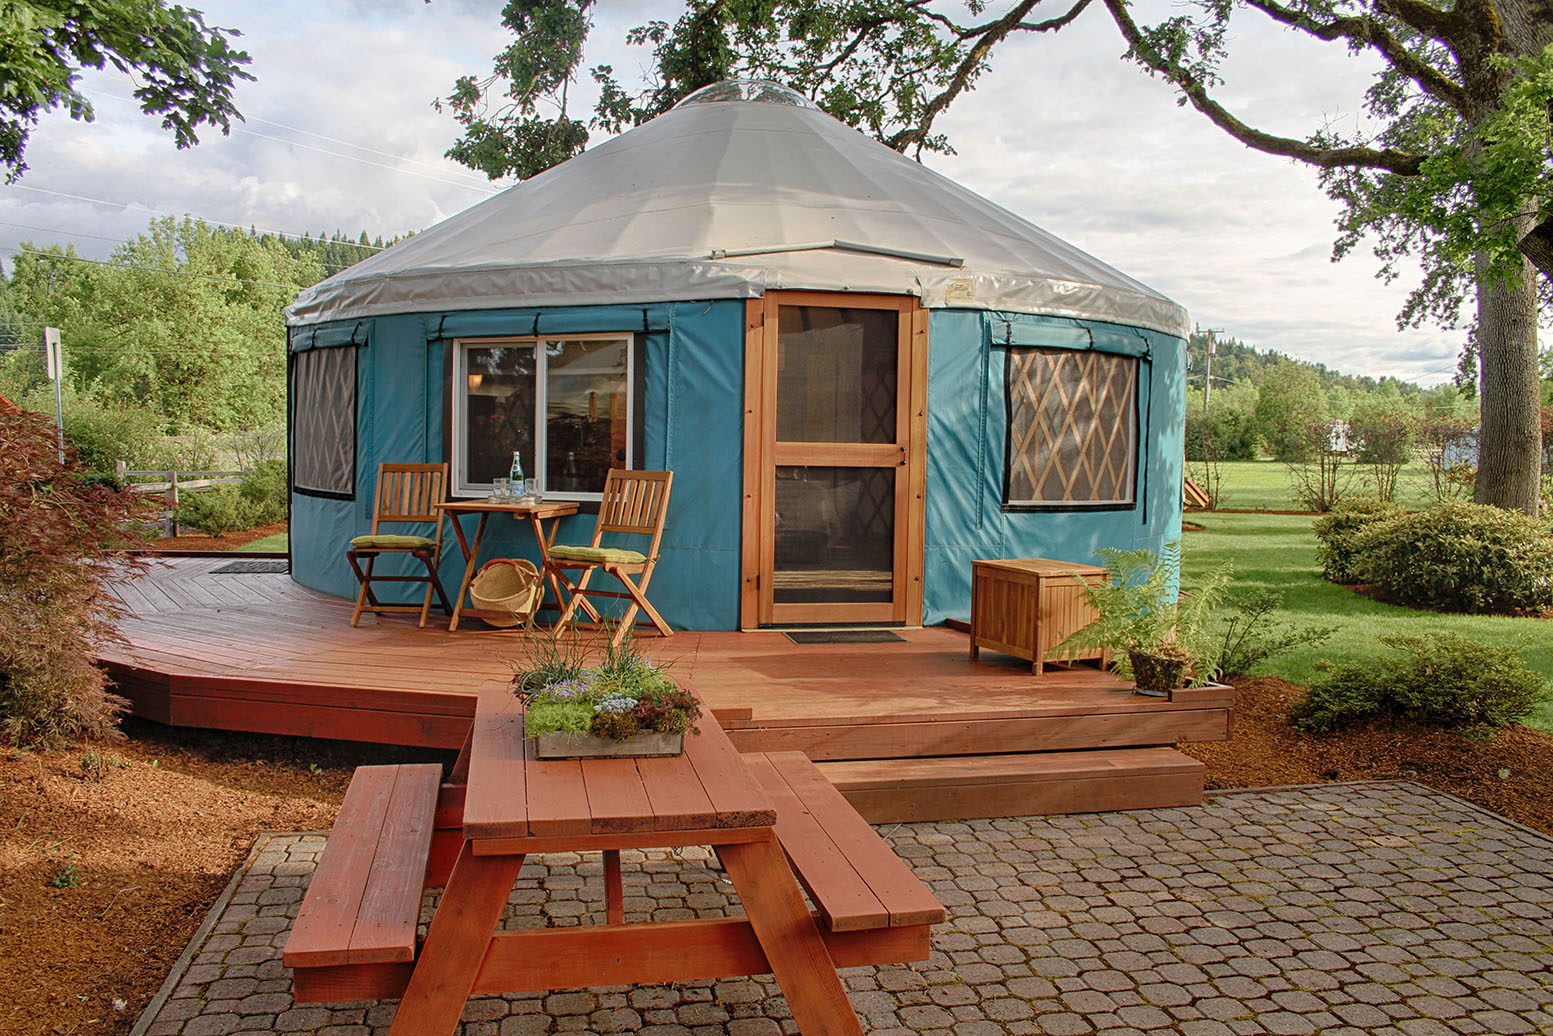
[{"left": 43, "top": 326, "right": 63, "bottom": 462}]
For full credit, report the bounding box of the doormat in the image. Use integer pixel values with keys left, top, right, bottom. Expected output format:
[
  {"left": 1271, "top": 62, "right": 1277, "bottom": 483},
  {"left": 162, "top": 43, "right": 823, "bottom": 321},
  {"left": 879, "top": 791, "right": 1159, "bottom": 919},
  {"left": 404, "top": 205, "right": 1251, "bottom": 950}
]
[
  {"left": 784, "top": 630, "right": 906, "bottom": 645},
  {"left": 210, "top": 560, "right": 290, "bottom": 575}
]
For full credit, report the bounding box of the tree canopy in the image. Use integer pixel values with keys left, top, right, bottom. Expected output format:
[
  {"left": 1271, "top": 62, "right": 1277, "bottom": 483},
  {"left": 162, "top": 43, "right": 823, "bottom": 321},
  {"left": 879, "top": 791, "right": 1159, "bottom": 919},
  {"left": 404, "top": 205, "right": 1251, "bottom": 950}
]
[
  {"left": 0, "top": 0, "right": 253, "bottom": 182},
  {"left": 444, "top": 0, "right": 1549, "bottom": 512},
  {"left": 2, "top": 218, "right": 327, "bottom": 430}
]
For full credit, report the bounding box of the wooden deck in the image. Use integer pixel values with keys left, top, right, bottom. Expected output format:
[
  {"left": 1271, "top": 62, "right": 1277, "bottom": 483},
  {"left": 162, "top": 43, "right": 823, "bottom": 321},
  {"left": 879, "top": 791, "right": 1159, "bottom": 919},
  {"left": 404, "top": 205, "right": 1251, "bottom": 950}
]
[{"left": 102, "top": 557, "right": 1233, "bottom": 820}]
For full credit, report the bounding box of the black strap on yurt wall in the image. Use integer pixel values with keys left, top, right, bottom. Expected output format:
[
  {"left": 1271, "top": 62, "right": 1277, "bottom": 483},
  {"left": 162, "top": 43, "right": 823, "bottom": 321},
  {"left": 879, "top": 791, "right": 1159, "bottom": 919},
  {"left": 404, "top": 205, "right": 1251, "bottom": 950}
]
[
  {"left": 288, "top": 320, "right": 369, "bottom": 354},
  {"left": 423, "top": 305, "right": 672, "bottom": 343}
]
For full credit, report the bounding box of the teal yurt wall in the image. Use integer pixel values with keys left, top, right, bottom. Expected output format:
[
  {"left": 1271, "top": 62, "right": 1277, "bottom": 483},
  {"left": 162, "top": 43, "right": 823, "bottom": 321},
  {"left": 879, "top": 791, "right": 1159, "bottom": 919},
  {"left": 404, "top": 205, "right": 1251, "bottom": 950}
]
[
  {"left": 288, "top": 302, "right": 1184, "bottom": 631},
  {"left": 920, "top": 310, "right": 1185, "bottom": 626},
  {"left": 288, "top": 300, "right": 745, "bottom": 633}
]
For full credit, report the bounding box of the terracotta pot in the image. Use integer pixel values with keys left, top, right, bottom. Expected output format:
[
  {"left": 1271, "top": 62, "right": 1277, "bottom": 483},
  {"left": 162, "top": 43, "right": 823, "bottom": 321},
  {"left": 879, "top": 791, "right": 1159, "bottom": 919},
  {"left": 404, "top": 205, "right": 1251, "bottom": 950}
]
[
  {"left": 1127, "top": 648, "right": 1189, "bottom": 698},
  {"left": 533, "top": 730, "right": 685, "bottom": 758}
]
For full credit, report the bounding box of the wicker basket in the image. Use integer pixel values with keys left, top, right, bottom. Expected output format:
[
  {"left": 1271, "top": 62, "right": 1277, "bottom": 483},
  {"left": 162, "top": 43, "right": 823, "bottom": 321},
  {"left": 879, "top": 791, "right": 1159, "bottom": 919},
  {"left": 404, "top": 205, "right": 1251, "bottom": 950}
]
[{"left": 468, "top": 558, "right": 542, "bottom": 628}]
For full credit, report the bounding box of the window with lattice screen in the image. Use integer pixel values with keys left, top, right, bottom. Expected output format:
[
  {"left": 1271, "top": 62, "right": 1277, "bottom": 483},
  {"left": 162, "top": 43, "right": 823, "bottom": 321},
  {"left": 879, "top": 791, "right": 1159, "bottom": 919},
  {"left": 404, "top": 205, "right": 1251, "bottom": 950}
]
[
  {"left": 292, "top": 346, "right": 356, "bottom": 498},
  {"left": 1006, "top": 348, "right": 1137, "bottom": 507}
]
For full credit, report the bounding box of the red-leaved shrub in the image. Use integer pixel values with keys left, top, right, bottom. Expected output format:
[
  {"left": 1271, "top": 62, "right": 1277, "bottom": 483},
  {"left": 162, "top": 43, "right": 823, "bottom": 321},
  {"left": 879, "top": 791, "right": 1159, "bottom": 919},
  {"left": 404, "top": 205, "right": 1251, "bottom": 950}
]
[{"left": 0, "top": 404, "right": 152, "bottom": 747}]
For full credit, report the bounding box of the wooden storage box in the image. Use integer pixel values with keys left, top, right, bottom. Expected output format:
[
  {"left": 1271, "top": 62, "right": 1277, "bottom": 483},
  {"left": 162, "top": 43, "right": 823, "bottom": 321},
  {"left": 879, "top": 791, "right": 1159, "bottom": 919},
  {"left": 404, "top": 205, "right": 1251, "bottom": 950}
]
[{"left": 969, "top": 558, "right": 1110, "bottom": 676}]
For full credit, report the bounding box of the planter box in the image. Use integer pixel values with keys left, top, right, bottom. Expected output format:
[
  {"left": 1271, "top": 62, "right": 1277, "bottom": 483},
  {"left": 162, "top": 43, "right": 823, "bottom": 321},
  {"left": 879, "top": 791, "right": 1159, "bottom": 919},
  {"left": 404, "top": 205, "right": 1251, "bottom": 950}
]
[{"left": 533, "top": 730, "right": 685, "bottom": 759}]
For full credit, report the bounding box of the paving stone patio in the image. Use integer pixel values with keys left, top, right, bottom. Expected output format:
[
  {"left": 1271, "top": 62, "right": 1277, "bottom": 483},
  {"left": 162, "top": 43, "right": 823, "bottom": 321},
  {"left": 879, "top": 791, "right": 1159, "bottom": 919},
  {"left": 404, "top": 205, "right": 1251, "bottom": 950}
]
[{"left": 132, "top": 781, "right": 1553, "bottom": 1036}]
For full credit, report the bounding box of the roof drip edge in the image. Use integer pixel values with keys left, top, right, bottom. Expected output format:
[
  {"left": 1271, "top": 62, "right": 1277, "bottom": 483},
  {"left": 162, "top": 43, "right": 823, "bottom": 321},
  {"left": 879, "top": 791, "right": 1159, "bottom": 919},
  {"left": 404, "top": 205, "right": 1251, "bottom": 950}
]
[{"left": 286, "top": 262, "right": 1189, "bottom": 339}]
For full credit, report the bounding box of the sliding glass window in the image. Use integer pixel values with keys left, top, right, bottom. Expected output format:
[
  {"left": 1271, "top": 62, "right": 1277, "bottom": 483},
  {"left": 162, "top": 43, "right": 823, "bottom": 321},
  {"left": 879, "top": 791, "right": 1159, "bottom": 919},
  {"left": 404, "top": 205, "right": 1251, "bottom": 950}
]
[{"left": 452, "top": 335, "right": 633, "bottom": 500}]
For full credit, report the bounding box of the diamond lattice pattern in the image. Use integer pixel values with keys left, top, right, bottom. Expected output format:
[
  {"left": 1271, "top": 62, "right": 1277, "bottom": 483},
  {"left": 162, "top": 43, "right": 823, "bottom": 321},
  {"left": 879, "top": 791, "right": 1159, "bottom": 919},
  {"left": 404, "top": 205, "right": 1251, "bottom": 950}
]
[
  {"left": 293, "top": 346, "right": 356, "bottom": 495},
  {"left": 1007, "top": 348, "right": 1137, "bottom": 504}
]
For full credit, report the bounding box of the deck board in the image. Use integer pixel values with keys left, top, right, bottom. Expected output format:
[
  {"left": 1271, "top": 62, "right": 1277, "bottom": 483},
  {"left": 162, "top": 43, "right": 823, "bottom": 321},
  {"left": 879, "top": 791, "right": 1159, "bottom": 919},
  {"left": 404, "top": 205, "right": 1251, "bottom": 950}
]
[{"left": 101, "top": 559, "right": 1232, "bottom": 759}]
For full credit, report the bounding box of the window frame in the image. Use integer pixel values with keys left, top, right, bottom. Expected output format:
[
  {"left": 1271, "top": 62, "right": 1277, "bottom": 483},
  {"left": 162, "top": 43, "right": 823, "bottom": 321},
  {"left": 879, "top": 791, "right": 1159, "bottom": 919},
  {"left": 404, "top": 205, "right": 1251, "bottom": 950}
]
[
  {"left": 450, "top": 333, "right": 636, "bottom": 502},
  {"left": 1001, "top": 346, "right": 1141, "bottom": 512},
  {"left": 289, "top": 344, "right": 358, "bottom": 501}
]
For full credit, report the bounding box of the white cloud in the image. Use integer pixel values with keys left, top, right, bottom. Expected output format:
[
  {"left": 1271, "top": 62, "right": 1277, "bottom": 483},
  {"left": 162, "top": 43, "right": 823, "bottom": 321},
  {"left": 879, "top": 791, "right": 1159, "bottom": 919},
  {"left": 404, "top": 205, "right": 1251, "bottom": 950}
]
[{"left": 0, "top": 1, "right": 1474, "bottom": 385}]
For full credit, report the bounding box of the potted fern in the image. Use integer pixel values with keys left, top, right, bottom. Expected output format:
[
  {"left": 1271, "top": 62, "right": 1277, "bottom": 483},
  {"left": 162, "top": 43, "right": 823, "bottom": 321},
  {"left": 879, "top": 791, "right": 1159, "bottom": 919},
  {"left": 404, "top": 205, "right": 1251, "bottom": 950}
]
[{"left": 1049, "top": 542, "right": 1230, "bottom": 696}]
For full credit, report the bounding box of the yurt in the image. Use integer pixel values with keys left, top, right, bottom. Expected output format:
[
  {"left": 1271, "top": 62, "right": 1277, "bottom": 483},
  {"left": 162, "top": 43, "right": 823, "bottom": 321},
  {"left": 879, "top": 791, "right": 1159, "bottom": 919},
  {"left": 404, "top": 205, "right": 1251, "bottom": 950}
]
[{"left": 285, "top": 79, "right": 1189, "bottom": 632}]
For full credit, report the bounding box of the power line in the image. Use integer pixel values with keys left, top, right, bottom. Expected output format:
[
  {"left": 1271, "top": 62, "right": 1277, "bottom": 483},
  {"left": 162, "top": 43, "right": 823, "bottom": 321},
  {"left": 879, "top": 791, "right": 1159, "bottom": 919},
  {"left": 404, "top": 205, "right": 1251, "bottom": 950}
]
[
  {"left": 6, "top": 184, "right": 390, "bottom": 252},
  {"left": 0, "top": 245, "right": 309, "bottom": 289},
  {"left": 98, "top": 91, "right": 500, "bottom": 191},
  {"left": 0, "top": 217, "right": 384, "bottom": 275},
  {"left": 0, "top": 220, "right": 125, "bottom": 245},
  {"left": 237, "top": 126, "right": 501, "bottom": 193}
]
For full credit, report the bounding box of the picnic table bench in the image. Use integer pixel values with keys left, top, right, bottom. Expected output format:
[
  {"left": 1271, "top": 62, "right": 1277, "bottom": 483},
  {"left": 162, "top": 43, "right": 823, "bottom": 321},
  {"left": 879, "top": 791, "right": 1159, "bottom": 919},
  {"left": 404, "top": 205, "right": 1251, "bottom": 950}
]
[{"left": 284, "top": 687, "right": 944, "bottom": 1035}]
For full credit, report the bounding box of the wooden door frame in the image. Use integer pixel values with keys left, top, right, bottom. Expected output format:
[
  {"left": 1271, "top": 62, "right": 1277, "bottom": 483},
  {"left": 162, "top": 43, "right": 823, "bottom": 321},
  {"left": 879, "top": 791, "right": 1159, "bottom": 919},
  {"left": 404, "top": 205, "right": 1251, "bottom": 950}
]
[{"left": 739, "top": 291, "right": 929, "bottom": 630}]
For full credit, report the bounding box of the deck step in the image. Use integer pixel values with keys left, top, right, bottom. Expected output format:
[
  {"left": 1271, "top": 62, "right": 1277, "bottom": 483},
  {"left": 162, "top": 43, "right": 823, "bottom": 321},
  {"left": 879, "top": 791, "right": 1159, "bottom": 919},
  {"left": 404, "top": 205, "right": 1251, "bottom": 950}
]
[{"left": 815, "top": 747, "right": 1204, "bottom": 823}]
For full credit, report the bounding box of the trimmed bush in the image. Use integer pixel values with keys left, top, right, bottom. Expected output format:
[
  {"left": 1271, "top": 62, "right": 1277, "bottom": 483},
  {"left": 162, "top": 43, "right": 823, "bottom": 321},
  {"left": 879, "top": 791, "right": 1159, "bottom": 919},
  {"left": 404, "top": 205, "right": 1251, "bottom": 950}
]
[
  {"left": 1312, "top": 498, "right": 1403, "bottom": 583},
  {"left": 1291, "top": 633, "right": 1547, "bottom": 734},
  {"left": 1351, "top": 501, "right": 1553, "bottom": 614},
  {"left": 175, "top": 486, "right": 263, "bottom": 538},
  {"left": 238, "top": 459, "right": 288, "bottom": 524},
  {"left": 61, "top": 398, "right": 165, "bottom": 478}
]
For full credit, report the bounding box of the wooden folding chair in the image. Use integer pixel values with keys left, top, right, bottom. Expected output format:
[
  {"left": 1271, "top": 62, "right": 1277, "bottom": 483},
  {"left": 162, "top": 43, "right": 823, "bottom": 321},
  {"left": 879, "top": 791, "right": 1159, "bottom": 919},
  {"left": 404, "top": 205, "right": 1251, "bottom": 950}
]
[
  {"left": 547, "top": 469, "right": 674, "bottom": 648},
  {"left": 346, "top": 462, "right": 454, "bottom": 628}
]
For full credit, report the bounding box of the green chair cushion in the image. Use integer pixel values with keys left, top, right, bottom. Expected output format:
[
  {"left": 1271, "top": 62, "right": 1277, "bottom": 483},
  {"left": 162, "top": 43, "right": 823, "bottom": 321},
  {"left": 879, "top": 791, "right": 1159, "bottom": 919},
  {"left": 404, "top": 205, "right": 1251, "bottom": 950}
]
[
  {"left": 349, "top": 534, "right": 436, "bottom": 550},
  {"left": 549, "top": 545, "right": 648, "bottom": 565}
]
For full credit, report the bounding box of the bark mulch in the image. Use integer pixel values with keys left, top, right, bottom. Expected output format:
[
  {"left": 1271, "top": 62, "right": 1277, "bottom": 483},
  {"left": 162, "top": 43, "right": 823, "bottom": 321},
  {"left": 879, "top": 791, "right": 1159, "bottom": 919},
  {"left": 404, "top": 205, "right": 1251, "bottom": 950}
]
[{"left": 145, "top": 521, "right": 287, "bottom": 552}]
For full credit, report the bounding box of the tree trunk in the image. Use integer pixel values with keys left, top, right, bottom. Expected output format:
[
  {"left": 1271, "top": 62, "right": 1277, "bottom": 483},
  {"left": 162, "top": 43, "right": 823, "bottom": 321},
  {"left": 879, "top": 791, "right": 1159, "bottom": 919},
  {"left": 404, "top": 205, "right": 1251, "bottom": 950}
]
[{"left": 1472, "top": 248, "right": 1543, "bottom": 514}]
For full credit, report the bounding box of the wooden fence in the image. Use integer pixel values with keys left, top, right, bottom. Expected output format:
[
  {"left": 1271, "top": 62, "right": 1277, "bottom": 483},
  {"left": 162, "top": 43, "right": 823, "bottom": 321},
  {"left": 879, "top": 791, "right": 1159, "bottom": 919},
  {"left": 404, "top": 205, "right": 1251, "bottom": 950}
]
[{"left": 116, "top": 463, "right": 247, "bottom": 536}]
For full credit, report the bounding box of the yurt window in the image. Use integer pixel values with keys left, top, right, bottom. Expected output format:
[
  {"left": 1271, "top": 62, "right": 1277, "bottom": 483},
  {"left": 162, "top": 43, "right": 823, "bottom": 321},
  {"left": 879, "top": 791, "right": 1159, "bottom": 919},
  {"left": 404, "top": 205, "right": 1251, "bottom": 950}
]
[
  {"left": 452, "top": 335, "right": 634, "bottom": 500},
  {"left": 1005, "top": 348, "right": 1137, "bottom": 508},
  {"left": 291, "top": 345, "right": 357, "bottom": 498}
]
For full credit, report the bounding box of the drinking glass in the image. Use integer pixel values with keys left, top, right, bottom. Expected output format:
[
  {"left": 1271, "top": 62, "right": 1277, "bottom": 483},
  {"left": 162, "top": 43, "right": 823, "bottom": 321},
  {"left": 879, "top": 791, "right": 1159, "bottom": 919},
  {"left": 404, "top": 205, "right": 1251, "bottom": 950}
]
[{"left": 492, "top": 477, "right": 510, "bottom": 502}]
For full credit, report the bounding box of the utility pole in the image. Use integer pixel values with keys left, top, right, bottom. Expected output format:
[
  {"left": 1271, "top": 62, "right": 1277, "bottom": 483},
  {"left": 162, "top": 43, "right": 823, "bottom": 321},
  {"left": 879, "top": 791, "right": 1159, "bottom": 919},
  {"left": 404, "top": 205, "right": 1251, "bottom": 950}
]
[
  {"left": 43, "top": 326, "right": 63, "bottom": 462},
  {"left": 1196, "top": 325, "right": 1224, "bottom": 412}
]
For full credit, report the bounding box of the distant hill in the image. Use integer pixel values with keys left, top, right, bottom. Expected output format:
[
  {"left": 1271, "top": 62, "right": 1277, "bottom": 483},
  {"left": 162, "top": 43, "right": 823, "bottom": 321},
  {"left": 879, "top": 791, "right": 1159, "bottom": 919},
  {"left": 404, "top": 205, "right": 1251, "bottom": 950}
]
[{"left": 1185, "top": 333, "right": 1425, "bottom": 395}]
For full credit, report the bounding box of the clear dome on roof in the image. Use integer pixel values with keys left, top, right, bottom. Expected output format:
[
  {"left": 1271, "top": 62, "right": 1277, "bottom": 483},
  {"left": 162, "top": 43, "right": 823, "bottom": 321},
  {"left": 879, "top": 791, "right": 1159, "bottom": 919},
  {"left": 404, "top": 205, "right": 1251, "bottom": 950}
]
[{"left": 675, "top": 79, "right": 817, "bottom": 109}]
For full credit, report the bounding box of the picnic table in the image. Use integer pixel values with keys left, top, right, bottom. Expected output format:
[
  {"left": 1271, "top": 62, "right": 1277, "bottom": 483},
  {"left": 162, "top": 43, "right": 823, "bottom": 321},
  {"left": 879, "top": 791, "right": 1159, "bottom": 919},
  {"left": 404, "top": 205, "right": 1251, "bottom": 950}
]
[{"left": 284, "top": 683, "right": 944, "bottom": 1035}]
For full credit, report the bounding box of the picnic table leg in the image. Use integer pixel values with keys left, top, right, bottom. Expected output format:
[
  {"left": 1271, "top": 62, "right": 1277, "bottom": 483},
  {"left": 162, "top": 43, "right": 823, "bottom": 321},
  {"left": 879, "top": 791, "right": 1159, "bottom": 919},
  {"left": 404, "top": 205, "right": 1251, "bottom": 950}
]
[
  {"left": 387, "top": 841, "right": 523, "bottom": 1036},
  {"left": 718, "top": 835, "right": 864, "bottom": 1036},
  {"left": 602, "top": 848, "right": 625, "bottom": 925}
]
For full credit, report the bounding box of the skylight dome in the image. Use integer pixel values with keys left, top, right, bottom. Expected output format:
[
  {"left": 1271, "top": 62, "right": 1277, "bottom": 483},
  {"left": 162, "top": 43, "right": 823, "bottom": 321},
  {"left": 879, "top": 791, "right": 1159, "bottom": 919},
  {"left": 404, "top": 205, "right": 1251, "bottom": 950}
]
[{"left": 674, "top": 79, "right": 817, "bottom": 108}]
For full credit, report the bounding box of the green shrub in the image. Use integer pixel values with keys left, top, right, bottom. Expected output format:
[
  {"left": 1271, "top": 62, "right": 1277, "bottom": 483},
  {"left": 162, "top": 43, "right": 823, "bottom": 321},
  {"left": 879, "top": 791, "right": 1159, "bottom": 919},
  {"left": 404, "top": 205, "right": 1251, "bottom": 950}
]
[
  {"left": 1185, "top": 405, "right": 1259, "bottom": 462},
  {"left": 1312, "top": 498, "right": 1404, "bottom": 583},
  {"left": 1291, "top": 633, "right": 1547, "bottom": 734},
  {"left": 1, "top": 406, "right": 149, "bottom": 748},
  {"left": 1205, "top": 588, "right": 1338, "bottom": 678},
  {"left": 175, "top": 486, "right": 263, "bottom": 538},
  {"left": 238, "top": 459, "right": 288, "bottom": 524},
  {"left": 60, "top": 398, "right": 164, "bottom": 478},
  {"left": 1351, "top": 501, "right": 1553, "bottom": 614}
]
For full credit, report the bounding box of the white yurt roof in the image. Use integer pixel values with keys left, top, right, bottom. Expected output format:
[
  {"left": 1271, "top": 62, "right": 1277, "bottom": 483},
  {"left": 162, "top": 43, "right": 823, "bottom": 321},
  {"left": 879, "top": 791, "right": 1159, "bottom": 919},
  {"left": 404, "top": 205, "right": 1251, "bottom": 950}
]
[{"left": 286, "top": 80, "right": 1189, "bottom": 337}]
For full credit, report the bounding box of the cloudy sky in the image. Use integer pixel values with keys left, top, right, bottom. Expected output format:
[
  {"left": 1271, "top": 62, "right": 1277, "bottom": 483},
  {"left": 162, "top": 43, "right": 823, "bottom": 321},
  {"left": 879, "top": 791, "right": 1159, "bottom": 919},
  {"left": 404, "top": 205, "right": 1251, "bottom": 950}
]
[{"left": 0, "top": 0, "right": 1464, "bottom": 385}]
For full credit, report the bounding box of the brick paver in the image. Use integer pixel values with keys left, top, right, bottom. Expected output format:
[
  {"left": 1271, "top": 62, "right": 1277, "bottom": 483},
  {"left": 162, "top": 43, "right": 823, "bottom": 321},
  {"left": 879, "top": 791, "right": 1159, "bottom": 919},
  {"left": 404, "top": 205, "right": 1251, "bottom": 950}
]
[{"left": 134, "top": 782, "right": 1553, "bottom": 1035}]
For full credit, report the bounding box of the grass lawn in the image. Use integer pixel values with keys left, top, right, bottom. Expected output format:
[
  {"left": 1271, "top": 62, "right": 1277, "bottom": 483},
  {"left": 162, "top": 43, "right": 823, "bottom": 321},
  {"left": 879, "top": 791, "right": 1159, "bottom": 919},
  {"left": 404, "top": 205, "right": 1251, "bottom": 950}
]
[
  {"left": 1179, "top": 511, "right": 1553, "bottom": 733},
  {"left": 1191, "top": 459, "right": 1444, "bottom": 511},
  {"left": 237, "top": 533, "right": 288, "bottom": 552}
]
